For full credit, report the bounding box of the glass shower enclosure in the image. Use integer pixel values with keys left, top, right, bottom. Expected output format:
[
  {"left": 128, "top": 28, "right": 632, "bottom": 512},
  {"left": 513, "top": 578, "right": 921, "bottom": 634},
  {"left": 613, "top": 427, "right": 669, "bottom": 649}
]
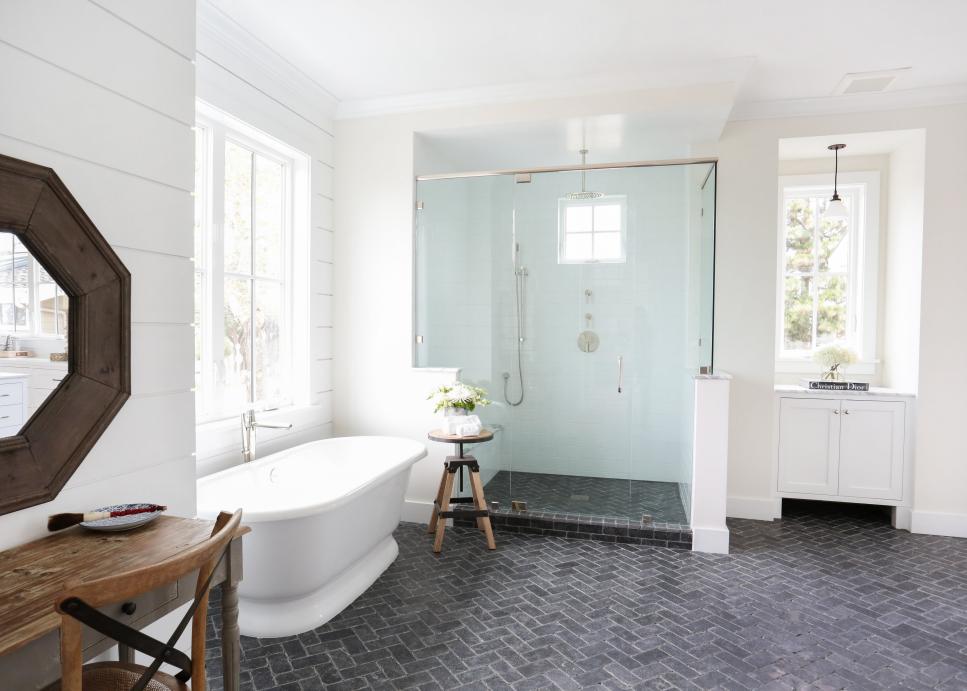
[{"left": 415, "top": 160, "right": 715, "bottom": 529}]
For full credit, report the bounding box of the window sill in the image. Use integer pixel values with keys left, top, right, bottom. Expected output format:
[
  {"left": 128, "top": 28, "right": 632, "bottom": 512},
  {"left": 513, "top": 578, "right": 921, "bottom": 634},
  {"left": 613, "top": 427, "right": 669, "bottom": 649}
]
[{"left": 775, "top": 358, "right": 878, "bottom": 375}]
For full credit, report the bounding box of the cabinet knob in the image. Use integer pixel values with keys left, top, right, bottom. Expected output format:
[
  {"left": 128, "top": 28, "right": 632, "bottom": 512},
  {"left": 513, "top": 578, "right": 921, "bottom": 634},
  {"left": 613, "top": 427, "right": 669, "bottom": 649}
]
[
  {"left": 121, "top": 601, "right": 137, "bottom": 616},
  {"left": 843, "top": 409, "right": 850, "bottom": 415},
  {"left": 833, "top": 409, "right": 840, "bottom": 415}
]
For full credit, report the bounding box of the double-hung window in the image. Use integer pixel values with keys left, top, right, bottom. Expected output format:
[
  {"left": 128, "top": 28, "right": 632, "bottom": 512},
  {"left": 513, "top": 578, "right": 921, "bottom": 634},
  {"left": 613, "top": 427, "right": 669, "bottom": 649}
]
[
  {"left": 777, "top": 172, "right": 879, "bottom": 368},
  {"left": 194, "top": 104, "right": 307, "bottom": 422}
]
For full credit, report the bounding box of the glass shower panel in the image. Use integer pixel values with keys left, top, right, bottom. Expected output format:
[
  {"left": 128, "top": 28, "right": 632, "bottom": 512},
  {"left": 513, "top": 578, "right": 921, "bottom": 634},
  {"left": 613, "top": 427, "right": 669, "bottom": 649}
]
[
  {"left": 414, "top": 175, "right": 513, "bottom": 499},
  {"left": 504, "top": 169, "right": 634, "bottom": 519},
  {"left": 413, "top": 161, "right": 715, "bottom": 528}
]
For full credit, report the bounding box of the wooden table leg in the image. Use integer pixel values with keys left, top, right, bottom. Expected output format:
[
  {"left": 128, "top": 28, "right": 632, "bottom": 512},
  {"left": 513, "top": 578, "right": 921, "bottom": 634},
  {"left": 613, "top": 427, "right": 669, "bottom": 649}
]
[
  {"left": 427, "top": 465, "right": 447, "bottom": 534},
  {"left": 433, "top": 468, "right": 456, "bottom": 553},
  {"left": 221, "top": 537, "right": 243, "bottom": 691},
  {"left": 117, "top": 643, "right": 134, "bottom": 663},
  {"left": 469, "top": 469, "right": 496, "bottom": 550}
]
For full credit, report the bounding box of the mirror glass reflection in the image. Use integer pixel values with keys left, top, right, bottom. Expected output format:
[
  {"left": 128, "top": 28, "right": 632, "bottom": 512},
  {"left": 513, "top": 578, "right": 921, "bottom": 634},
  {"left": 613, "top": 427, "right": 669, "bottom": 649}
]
[{"left": 0, "top": 231, "right": 70, "bottom": 437}]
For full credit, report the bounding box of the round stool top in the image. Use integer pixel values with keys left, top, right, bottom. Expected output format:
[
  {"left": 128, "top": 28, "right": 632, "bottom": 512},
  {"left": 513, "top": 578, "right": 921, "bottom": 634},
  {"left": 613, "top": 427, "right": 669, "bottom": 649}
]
[{"left": 428, "top": 428, "right": 494, "bottom": 444}]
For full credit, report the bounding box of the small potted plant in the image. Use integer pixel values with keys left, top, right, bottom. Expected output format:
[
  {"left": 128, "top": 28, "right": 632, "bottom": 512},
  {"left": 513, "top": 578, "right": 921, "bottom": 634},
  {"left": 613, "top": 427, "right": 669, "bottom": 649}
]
[
  {"left": 427, "top": 382, "right": 491, "bottom": 416},
  {"left": 814, "top": 345, "right": 857, "bottom": 381}
]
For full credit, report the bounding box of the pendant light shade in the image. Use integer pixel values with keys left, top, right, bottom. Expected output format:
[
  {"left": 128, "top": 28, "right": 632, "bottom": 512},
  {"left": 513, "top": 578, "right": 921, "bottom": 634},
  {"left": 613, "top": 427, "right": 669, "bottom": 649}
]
[
  {"left": 824, "top": 196, "right": 849, "bottom": 219},
  {"left": 823, "top": 143, "right": 848, "bottom": 220}
]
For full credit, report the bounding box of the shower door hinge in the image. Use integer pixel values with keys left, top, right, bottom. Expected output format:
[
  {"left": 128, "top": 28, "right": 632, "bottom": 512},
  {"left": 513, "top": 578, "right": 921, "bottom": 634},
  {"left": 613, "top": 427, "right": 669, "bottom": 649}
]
[
  {"left": 415, "top": 335, "right": 424, "bottom": 344},
  {"left": 514, "top": 173, "right": 532, "bottom": 184},
  {"left": 415, "top": 201, "right": 424, "bottom": 210}
]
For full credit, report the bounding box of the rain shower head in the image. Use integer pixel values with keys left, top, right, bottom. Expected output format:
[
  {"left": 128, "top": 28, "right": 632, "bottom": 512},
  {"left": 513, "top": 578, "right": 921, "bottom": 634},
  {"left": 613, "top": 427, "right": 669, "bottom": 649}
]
[{"left": 565, "top": 149, "right": 604, "bottom": 201}]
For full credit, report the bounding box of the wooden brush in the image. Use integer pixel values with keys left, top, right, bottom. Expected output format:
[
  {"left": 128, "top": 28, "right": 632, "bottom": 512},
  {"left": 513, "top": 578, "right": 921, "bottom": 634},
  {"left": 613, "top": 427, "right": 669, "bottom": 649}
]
[{"left": 47, "top": 504, "right": 167, "bottom": 531}]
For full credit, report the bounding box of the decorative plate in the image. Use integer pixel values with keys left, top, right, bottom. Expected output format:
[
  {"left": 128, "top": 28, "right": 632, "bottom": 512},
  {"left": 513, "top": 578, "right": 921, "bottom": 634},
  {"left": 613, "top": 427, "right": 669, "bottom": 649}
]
[{"left": 80, "top": 503, "right": 165, "bottom": 532}]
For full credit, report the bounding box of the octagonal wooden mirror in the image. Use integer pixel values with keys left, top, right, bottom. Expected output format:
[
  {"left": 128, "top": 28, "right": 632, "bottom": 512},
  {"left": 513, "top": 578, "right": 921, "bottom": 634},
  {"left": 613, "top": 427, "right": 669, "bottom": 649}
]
[{"left": 0, "top": 153, "right": 130, "bottom": 516}]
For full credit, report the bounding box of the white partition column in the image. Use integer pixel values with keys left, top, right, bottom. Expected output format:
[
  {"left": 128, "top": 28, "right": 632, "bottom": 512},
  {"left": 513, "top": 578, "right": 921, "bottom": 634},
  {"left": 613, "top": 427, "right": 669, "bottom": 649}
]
[{"left": 690, "top": 373, "right": 732, "bottom": 553}]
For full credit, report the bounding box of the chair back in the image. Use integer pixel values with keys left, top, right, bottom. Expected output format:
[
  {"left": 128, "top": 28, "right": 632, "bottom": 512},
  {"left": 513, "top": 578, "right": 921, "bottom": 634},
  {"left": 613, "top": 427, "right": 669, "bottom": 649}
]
[{"left": 54, "top": 510, "right": 242, "bottom": 691}]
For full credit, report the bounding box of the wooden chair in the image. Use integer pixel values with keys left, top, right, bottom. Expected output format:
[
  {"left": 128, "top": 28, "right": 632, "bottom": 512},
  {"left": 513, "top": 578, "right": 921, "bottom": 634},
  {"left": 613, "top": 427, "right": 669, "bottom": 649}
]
[{"left": 44, "top": 510, "right": 242, "bottom": 691}]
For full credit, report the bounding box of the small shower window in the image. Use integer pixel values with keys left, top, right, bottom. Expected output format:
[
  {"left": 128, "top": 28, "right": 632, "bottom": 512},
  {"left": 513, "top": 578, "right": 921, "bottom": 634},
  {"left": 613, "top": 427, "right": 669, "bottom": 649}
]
[{"left": 558, "top": 196, "right": 627, "bottom": 264}]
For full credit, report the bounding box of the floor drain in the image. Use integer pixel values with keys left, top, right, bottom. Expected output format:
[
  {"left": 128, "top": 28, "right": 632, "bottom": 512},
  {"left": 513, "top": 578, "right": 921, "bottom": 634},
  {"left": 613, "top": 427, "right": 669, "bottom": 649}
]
[
  {"left": 511, "top": 500, "right": 528, "bottom": 512},
  {"left": 570, "top": 494, "right": 590, "bottom": 502},
  {"left": 641, "top": 514, "right": 654, "bottom": 525}
]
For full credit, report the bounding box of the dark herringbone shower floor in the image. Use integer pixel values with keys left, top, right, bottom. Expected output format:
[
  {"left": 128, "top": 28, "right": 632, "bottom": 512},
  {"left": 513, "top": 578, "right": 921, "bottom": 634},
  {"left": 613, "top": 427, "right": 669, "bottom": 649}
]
[{"left": 482, "top": 470, "right": 688, "bottom": 525}]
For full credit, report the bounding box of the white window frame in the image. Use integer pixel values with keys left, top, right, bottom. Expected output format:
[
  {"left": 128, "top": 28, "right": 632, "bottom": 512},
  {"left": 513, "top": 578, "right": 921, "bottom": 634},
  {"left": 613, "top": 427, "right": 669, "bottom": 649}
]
[
  {"left": 557, "top": 195, "right": 628, "bottom": 264},
  {"left": 194, "top": 101, "right": 310, "bottom": 424},
  {"left": 775, "top": 172, "right": 880, "bottom": 373}
]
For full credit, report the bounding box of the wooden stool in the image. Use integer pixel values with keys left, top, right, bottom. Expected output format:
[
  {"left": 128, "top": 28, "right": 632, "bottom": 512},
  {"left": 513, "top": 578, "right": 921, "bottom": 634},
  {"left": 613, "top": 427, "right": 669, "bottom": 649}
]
[{"left": 427, "top": 429, "right": 496, "bottom": 553}]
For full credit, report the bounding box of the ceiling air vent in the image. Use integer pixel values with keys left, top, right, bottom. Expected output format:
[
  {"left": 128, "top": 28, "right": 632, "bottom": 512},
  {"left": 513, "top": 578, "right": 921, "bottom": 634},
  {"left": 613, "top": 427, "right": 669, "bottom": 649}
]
[{"left": 833, "top": 68, "right": 910, "bottom": 96}]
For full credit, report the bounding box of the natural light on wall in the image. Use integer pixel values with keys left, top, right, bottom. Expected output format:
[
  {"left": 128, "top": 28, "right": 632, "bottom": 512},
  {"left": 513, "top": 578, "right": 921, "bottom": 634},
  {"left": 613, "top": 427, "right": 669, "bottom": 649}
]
[
  {"left": 557, "top": 196, "right": 627, "bottom": 264},
  {"left": 193, "top": 102, "right": 311, "bottom": 423}
]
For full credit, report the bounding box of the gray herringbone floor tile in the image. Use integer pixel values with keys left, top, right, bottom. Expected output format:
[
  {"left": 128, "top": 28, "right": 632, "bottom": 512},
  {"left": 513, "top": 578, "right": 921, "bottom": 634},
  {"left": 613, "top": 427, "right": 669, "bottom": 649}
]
[{"left": 206, "top": 504, "right": 967, "bottom": 690}]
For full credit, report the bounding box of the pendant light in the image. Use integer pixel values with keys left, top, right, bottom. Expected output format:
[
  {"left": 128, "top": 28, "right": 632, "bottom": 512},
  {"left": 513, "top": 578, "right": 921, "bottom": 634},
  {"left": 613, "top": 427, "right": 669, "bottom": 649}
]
[{"left": 824, "top": 143, "right": 849, "bottom": 219}]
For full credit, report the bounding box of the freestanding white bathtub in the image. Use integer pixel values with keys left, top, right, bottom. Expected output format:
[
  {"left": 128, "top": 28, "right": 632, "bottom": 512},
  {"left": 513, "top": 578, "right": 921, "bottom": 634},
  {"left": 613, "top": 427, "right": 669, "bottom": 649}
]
[{"left": 196, "top": 436, "right": 427, "bottom": 637}]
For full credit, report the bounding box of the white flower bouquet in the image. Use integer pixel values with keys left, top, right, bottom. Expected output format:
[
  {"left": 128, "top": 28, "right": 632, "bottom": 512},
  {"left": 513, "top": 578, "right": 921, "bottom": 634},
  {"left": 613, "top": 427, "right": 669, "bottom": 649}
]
[{"left": 427, "top": 382, "right": 491, "bottom": 415}]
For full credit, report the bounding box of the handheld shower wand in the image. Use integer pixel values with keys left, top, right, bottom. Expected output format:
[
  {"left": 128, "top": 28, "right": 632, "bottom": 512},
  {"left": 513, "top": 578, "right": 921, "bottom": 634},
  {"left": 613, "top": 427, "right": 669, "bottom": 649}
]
[{"left": 504, "top": 238, "right": 525, "bottom": 406}]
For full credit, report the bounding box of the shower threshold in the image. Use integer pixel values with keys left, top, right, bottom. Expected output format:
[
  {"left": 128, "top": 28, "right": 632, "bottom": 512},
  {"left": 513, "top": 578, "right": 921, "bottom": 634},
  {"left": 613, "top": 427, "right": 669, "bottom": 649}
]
[{"left": 453, "top": 470, "right": 692, "bottom": 549}]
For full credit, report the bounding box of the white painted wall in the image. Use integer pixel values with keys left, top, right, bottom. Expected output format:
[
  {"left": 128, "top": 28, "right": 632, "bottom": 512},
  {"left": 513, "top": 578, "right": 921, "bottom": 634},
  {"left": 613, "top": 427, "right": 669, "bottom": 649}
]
[
  {"left": 718, "top": 105, "right": 967, "bottom": 534},
  {"left": 194, "top": 1, "right": 337, "bottom": 475},
  {"left": 0, "top": 0, "right": 197, "bottom": 548},
  {"left": 881, "top": 135, "right": 925, "bottom": 393}
]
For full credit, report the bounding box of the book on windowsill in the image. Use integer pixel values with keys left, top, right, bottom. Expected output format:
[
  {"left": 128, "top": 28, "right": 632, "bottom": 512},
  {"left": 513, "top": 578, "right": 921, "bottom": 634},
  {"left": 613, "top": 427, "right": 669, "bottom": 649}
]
[{"left": 800, "top": 379, "right": 870, "bottom": 392}]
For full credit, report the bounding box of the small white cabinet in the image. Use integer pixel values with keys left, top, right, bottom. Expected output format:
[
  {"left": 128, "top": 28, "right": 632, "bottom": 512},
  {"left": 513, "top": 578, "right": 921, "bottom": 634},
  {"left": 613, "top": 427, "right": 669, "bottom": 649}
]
[
  {"left": 777, "top": 398, "right": 841, "bottom": 495},
  {"left": 776, "top": 387, "right": 913, "bottom": 510}
]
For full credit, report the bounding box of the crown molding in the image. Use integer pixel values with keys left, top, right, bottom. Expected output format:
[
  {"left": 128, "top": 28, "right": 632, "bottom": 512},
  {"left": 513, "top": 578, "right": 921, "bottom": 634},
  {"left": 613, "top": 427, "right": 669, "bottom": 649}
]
[
  {"left": 335, "top": 57, "right": 755, "bottom": 120},
  {"left": 197, "top": 0, "right": 338, "bottom": 130},
  {"left": 730, "top": 83, "right": 967, "bottom": 122}
]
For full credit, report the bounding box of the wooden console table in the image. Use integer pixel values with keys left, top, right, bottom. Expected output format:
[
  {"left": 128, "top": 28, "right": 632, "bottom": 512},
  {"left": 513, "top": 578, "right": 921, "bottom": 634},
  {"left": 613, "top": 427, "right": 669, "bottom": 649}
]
[{"left": 0, "top": 516, "right": 249, "bottom": 690}]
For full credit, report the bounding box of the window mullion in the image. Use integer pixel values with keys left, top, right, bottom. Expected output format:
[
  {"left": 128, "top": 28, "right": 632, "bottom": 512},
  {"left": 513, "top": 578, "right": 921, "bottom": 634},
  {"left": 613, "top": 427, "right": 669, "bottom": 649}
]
[
  {"left": 811, "top": 197, "right": 820, "bottom": 351},
  {"left": 209, "top": 123, "right": 227, "bottom": 418},
  {"left": 249, "top": 152, "right": 257, "bottom": 406}
]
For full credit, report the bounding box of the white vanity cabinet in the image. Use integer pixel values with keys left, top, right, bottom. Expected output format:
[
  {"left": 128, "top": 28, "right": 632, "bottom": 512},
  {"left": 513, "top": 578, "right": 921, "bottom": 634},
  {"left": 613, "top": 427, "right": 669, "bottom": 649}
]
[
  {"left": 0, "top": 357, "right": 68, "bottom": 419},
  {"left": 0, "top": 372, "right": 28, "bottom": 436},
  {"left": 775, "top": 386, "right": 914, "bottom": 518}
]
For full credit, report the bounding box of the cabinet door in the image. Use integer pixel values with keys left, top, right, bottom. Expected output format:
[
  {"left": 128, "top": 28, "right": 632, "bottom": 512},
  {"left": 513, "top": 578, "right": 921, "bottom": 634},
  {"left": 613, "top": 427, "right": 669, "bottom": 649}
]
[
  {"left": 778, "top": 398, "right": 841, "bottom": 495},
  {"left": 838, "top": 400, "right": 904, "bottom": 500}
]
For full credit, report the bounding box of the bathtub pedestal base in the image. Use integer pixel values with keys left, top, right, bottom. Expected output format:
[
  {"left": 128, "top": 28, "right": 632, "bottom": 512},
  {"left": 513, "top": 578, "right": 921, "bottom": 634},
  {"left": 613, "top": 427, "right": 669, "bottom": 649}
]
[{"left": 237, "top": 535, "right": 399, "bottom": 638}]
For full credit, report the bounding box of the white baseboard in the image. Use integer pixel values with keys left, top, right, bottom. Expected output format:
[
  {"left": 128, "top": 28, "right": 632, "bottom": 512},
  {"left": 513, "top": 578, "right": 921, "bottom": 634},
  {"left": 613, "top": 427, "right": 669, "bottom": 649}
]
[
  {"left": 727, "top": 495, "right": 779, "bottom": 521},
  {"left": 401, "top": 498, "right": 433, "bottom": 524},
  {"left": 910, "top": 510, "right": 967, "bottom": 539},
  {"left": 691, "top": 525, "right": 729, "bottom": 554}
]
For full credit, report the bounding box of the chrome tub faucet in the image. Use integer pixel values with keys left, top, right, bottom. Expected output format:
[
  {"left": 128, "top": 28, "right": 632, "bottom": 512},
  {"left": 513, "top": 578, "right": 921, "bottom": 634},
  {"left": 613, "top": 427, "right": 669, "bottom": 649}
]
[{"left": 241, "top": 409, "right": 293, "bottom": 463}]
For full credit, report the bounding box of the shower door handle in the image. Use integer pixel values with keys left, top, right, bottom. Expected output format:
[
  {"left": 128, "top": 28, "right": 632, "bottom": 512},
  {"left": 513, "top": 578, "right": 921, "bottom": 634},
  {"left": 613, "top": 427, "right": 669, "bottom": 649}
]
[{"left": 617, "top": 355, "right": 623, "bottom": 393}]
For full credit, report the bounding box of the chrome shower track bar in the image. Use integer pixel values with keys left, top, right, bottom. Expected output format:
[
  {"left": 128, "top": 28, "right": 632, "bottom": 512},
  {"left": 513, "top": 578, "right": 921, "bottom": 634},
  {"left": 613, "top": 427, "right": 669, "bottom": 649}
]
[{"left": 416, "top": 156, "right": 718, "bottom": 181}]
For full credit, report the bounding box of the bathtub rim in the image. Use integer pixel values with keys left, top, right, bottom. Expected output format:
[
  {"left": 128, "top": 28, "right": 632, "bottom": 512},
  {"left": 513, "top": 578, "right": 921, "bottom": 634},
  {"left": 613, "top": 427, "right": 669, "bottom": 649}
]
[{"left": 195, "top": 435, "right": 427, "bottom": 523}]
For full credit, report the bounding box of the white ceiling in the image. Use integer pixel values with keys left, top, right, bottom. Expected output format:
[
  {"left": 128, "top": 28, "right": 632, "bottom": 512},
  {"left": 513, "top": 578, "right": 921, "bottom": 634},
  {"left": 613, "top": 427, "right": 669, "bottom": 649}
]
[
  {"left": 778, "top": 130, "right": 925, "bottom": 161},
  {"left": 209, "top": 0, "right": 967, "bottom": 116}
]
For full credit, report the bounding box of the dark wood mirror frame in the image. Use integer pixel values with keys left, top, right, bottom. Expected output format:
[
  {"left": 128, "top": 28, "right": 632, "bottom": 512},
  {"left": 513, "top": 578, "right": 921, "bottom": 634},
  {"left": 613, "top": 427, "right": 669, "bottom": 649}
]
[{"left": 0, "top": 153, "right": 130, "bottom": 516}]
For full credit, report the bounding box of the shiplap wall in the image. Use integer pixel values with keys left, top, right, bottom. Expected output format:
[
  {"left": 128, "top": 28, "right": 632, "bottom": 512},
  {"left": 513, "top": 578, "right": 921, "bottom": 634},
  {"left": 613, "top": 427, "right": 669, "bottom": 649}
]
[
  {"left": 0, "top": 0, "right": 197, "bottom": 549},
  {"left": 194, "top": 1, "right": 336, "bottom": 474}
]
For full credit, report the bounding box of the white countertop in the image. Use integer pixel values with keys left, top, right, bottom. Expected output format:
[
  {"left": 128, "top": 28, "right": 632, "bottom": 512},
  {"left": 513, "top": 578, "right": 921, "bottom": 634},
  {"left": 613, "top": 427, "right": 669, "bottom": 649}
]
[
  {"left": 775, "top": 384, "right": 916, "bottom": 398},
  {"left": 0, "top": 356, "right": 68, "bottom": 368}
]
